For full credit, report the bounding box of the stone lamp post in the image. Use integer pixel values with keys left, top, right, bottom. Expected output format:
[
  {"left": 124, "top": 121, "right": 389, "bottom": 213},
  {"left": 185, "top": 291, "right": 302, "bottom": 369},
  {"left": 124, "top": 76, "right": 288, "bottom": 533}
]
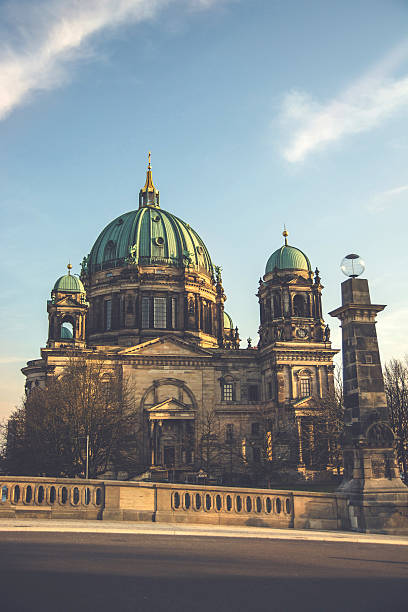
[{"left": 329, "top": 255, "right": 408, "bottom": 534}]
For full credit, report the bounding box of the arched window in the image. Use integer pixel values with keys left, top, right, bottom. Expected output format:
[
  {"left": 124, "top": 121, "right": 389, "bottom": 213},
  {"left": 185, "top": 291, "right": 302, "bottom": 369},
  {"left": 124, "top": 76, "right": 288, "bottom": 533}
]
[
  {"left": 61, "top": 320, "right": 74, "bottom": 339},
  {"left": 104, "top": 240, "right": 116, "bottom": 262},
  {"left": 293, "top": 294, "right": 305, "bottom": 317}
]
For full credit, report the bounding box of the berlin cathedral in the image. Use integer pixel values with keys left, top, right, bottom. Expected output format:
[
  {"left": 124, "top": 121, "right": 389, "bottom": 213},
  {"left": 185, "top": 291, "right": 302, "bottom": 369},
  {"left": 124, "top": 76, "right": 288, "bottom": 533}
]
[{"left": 22, "top": 156, "right": 338, "bottom": 483}]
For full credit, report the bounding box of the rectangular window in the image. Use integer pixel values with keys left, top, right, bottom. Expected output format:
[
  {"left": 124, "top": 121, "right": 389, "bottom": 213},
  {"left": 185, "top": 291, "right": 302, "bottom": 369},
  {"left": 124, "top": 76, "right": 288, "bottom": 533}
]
[
  {"left": 222, "top": 383, "right": 233, "bottom": 401},
  {"left": 171, "top": 297, "right": 177, "bottom": 329},
  {"left": 226, "top": 424, "right": 234, "bottom": 442},
  {"left": 300, "top": 378, "right": 311, "bottom": 397},
  {"left": 267, "top": 381, "right": 273, "bottom": 399},
  {"left": 141, "top": 297, "right": 150, "bottom": 329},
  {"left": 105, "top": 299, "right": 112, "bottom": 331},
  {"left": 154, "top": 297, "right": 167, "bottom": 328},
  {"left": 253, "top": 447, "right": 261, "bottom": 463},
  {"left": 251, "top": 422, "right": 260, "bottom": 436},
  {"left": 248, "top": 385, "right": 259, "bottom": 401}
]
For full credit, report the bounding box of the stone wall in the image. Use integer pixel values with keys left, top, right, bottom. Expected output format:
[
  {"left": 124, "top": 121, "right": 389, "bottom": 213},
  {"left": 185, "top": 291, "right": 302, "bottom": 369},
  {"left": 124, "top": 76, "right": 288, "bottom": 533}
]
[{"left": 0, "top": 476, "right": 350, "bottom": 531}]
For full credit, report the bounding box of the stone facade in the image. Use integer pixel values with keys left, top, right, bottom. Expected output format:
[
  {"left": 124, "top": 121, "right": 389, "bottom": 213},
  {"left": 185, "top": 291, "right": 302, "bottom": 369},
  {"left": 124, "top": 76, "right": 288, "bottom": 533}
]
[{"left": 22, "top": 161, "right": 338, "bottom": 483}]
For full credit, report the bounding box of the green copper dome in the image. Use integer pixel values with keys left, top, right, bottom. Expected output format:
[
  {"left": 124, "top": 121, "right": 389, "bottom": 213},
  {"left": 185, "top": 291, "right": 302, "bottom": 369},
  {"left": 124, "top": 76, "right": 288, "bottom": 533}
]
[
  {"left": 265, "top": 244, "right": 311, "bottom": 274},
  {"left": 53, "top": 271, "right": 85, "bottom": 293},
  {"left": 223, "top": 311, "right": 233, "bottom": 329},
  {"left": 88, "top": 207, "right": 213, "bottom": 276}
]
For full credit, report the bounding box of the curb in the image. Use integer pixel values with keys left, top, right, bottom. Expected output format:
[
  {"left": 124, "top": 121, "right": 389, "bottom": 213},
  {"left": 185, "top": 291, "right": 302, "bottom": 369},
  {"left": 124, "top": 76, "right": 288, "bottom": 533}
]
[{"left": 0, "top": 519, "right": 407, "bottom": 546}]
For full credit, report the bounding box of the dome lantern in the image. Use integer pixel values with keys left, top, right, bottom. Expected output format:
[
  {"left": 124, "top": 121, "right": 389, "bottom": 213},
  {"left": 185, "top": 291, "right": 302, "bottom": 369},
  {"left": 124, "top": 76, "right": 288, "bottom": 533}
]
[{"left": 139, "top": 152, "right": 160, "bottom": 209}]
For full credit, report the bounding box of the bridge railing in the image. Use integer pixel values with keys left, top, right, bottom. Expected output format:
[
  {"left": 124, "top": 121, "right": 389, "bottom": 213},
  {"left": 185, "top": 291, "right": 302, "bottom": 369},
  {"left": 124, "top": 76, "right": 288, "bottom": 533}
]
[
  {"left": 0, "top": 477, "right": 349, "bottom": 531},
  {"left": 0, "top": 477, "right": 104, "bottom": 519},
  {"left": 154, "top": 485, "right": 294, "bottom": 527}
]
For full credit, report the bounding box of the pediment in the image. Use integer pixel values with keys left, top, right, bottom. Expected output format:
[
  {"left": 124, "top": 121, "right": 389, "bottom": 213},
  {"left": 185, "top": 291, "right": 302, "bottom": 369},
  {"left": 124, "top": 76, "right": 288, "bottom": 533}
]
[
  {"left": 293, "top": 395, "right": 312, "bottom": 408},
  {"left": 118, "top": 335, "right": 213, "bottom": 357},
  {"left": 147, "top": 397, "right": 195, "bottom": 420},
  {"left": 286, "top": 276, "right": 311, "bottom": 287},
  {"left": 53, "top": 295, "right": 84, "bottom": 308}
]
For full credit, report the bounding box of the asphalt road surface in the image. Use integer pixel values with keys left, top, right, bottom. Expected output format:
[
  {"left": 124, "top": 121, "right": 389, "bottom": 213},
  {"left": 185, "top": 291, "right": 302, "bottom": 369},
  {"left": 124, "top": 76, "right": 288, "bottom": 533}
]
[{"left": 0, "top": 531, "right": 407, "bottom": 612}]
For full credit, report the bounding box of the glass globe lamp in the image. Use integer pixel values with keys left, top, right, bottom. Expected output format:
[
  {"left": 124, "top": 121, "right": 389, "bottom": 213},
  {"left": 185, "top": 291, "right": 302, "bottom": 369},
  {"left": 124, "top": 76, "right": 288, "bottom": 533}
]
[{"left": 340, "top": 254, "right": 365, "bottom": 278}]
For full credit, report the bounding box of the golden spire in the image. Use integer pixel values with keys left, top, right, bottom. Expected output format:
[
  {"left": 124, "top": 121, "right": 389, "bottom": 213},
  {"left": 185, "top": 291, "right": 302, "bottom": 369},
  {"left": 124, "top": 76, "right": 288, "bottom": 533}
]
[
  {"left": 283, "top": 226, "right": 288, "bottom": 246},
  {"left": 139, "top": 151, "right": 160, "bottom": 208},
  {"left": 67, "top": 262, "right": 72, "bottom": 275},
  {"left": 143, "top": 151, "right": 156, "bottom": 191}
]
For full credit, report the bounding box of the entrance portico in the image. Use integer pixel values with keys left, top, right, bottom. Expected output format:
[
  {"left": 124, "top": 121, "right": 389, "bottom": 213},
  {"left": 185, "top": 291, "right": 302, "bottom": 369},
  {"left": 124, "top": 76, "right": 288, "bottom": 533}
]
[{"left": 147, "top": 398, "right": 195, "bottom": 469}]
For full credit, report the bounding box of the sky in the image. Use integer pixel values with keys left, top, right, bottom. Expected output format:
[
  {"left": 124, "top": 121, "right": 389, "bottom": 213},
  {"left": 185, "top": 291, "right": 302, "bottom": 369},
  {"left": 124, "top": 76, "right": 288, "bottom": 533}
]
[{"left": 1, "top": 0, "right": 408, "bottom": 419}]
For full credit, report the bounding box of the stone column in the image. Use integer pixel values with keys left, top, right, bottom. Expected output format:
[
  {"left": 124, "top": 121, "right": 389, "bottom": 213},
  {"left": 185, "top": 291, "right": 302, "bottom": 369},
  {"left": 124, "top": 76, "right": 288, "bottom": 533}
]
[
  {"left": 150, "top": 422, "right": 155, "bottom": 466},
  {"left": 330, "top": 278, "right": 408, "bottom": 534}
]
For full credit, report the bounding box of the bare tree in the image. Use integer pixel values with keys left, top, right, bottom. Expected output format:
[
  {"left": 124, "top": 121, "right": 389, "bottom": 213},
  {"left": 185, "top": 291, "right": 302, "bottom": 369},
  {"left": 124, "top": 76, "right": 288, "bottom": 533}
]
[
  {"left": 313, "top": 366, "right": 344, "bottom": 474},
  {"left": 384, "top": 358, "right": 408, "bottom": 481},
  {"left": 2, "top": 357, "right": 144, "bottom": 478},
  {"left": 196, "top": 409, "right": 223, "bottom": 478},
  {"left": 243, "top": 406, "right": 299, "bottom": 487}
]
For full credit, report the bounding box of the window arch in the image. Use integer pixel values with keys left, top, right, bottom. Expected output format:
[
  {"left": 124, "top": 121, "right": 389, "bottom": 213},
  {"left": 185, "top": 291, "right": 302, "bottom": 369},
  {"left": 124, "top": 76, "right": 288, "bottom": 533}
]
[
  {"left": 104, "top": 240, "right": 116, "bottom": 262},
  {"left": 60, "top": 318, "right": 74, "bottom": 339},
  {"left": 293, "top": 294, "right": 306, "bottom": 317},
  {"left": 220, "top": 374, "right": 236, "bottom": 402},
  {"left": 297, "top": 369, "right": 312, "bottom": 398},
  {"left": 273, "top": 294, "right": 281, "bottom": 317}
]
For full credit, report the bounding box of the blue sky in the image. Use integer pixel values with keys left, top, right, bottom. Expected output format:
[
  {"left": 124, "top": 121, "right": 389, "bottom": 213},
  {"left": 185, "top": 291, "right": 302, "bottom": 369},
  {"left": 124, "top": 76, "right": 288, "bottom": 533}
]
[{"left": 1, "top": 0, "right": 408, "bottom": 418}]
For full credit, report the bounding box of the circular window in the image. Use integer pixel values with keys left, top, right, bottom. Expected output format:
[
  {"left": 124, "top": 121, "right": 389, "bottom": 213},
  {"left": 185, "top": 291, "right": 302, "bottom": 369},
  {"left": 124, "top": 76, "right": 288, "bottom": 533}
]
[
  {"left": 153, "top": 215, "right": 161, "bottom": 222},
  {"left": 154, "top": 237, "right": 165, "bottom": 246},
  {"left": 196, "top": 246, "right": 203, "bottom": 255},
  {"left": 117, "top": 218, "right": 124, "bottom": 225}
]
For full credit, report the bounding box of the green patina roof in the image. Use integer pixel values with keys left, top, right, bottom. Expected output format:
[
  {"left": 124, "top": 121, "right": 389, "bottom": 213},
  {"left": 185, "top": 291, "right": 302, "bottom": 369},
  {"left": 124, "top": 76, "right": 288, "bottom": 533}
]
[
  {"left": 223, "top": 311, "right": 233, "bottom": 329},
  {"left": 88, "top": 207, "right": 213, "bottom": 275},
  {"left": 265, "top": 244, "right": 311, "bottom": 274},
  {"left": 53, "top": 273, "right": 85, "bottom": 293}
]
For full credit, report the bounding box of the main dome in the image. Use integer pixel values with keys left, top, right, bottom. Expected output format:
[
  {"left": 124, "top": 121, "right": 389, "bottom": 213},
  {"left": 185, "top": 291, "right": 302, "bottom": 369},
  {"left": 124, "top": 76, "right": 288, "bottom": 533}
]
[{"left": 88, "top": 207, "right": 213, "bottom": 275}]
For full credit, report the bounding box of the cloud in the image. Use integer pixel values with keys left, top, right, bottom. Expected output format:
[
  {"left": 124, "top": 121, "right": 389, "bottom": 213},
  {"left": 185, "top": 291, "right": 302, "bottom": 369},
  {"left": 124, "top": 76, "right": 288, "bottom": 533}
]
[
  {"left": 280, "top": 41, "right": 408, "bottom": 163},
  {"left": 0, "top": 0, "right": 223, "bottom": 120},
  {"left": 367, "top": 184, "right": 408, "bottom": 212}
]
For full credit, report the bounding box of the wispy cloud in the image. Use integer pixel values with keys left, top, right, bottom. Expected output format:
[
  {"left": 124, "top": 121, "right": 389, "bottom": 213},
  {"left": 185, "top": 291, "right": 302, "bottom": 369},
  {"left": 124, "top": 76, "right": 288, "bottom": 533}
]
[
  {"left": 280, "top": 41, "right": 408, "bottom": 163},
  {"left": 367, "top": 184, "right": 408, "bottom": 213},
  {"left": 0, "top": 0, "right": 222, "bottom": 121}
]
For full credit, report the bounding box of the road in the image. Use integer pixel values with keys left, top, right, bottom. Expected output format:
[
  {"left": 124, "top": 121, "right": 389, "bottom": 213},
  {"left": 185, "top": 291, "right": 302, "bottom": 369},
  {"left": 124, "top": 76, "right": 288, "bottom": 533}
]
[{"left": 0, "top": 531, "right": 407, "bottom": 612}]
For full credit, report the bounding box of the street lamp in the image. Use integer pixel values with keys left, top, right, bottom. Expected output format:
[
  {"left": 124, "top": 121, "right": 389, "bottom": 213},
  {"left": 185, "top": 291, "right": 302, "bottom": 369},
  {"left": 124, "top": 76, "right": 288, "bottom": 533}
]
[
  {"left": 78, "top": 434, "right": 90, "bottom": 480},
  {"left": 85, "top": 434, "right": 89, "bottom": 480}
]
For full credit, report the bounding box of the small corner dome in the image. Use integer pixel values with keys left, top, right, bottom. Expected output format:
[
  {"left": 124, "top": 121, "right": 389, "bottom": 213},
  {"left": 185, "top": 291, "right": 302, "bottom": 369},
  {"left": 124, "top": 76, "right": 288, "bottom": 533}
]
[
  {"left": 223, "top": 311, "right": 234, "bottom": 329},
  {"left": 53, "top": 273, "right": 85, "bottom": 293},
  {"left": 265, "top": 244, "right": 312, "bottom": 275}
]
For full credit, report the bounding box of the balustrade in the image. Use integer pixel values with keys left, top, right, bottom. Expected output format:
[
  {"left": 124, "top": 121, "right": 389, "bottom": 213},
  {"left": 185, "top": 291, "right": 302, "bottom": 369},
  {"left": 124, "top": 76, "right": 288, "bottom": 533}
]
[
  {"left": 0, "top": 478, "right": 343, "bottom": 531},
  {"left": 170, "top": 487, "right": 292, "bottom": 519},
  {"left": 0, "top": 478, "right": 104, "bottom": 513}
]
